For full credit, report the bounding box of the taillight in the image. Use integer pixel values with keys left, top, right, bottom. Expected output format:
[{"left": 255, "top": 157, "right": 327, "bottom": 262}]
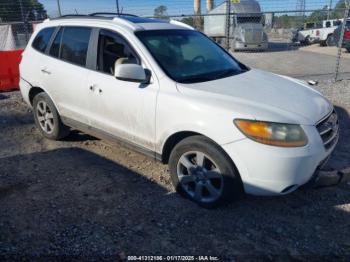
[
  {"left": 344, "top": 30, "right": 350, "bottom": 40},
  {"left": 316, "top": 30, "right": 320, "bottom": 36}
]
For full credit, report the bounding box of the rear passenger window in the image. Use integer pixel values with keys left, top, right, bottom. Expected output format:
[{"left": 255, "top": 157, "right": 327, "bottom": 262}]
[
  {"left": 49, "top": 27, "right": 91, "bottom": 66},
  {"left": 32, "top": 27, "right": 55, "bottom": 53}
]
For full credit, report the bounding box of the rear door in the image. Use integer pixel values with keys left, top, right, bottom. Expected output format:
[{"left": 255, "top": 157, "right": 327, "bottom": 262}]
[{"left": 41, "top": 26, "right": 93, "bottom": 125}]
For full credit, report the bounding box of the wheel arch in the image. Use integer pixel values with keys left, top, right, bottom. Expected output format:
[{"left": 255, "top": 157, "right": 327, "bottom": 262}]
[
  {"left": 163, "top": 131, "right": 245, "bottom": 196},
  {"left": 161, "top": 131, "right": 201, "bottom": 164},
  {"left": 28, "top": 86, "right": 61, "bottom": 115},
  {"left": 28, "top": 86, "right": 45, "bottom": 106},
  {"left": 160, "top": 131, "right": 240, "bottom": 174}
]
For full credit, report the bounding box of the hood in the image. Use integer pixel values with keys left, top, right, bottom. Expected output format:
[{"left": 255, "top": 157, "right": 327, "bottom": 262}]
[{"left": 177, "top": 69, "right": 332, "bottom": 125}]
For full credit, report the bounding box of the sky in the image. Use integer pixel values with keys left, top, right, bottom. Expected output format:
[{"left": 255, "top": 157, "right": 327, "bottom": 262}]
[{"left": 40, "top": 0, "right": 334, "bottom": 17}]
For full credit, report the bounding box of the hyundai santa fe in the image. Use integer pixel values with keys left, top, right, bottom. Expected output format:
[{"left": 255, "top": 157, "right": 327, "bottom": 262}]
[{"left": 19, "top": 14, "right": 339, "bottom": 208}]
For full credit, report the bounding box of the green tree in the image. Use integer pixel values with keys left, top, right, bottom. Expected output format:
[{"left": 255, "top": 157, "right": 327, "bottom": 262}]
[
  {"left": 330, "top": 0, "right": 349, "bottom": 19},
  {"left": 180, "top": 16, "right": 204, "bottom": 28},
  {"left": 153, "top": 5, "right": 168, "bottom": 19},
  {"left": 0, "top": 0, "right": 47, "bottom": 22},
  {"left": 306, "top": 5, "right": 328, "bottom": 23}
]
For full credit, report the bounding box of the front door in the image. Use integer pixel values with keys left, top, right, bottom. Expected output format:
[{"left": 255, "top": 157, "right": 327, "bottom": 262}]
[{"left": 86, "top": 29, "right": 158, "bottom": 151}]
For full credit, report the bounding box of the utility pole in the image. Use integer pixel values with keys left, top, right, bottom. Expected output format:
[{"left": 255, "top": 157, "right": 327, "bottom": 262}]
[
  {"left": 56, "top": 0, "right": 62, "bottom": 16},
  {"left": 19, "top": 0, "right": 29, "bottom": 42},
  {"left": 194, "top": 0, "right": 201, "bottom": 29},
  {"left": 116, "top": 0, "right": 120, "bottom": 14},
  {"left": 225, "top": 0, "right": 231, "bottom": 50},
  {"left": 327, "top": 0, "right": 333, "bottom": 20}
]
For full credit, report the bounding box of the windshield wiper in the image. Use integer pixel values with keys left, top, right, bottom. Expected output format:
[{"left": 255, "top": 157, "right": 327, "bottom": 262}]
[
  {"left": 179, "top": 75, "right": 214, "bottom": 83},
  {"left": 215, "top": 68, "right": 241, "bottom": 79},
  {"left": 178, "top": 69, "right": 243, "bottom": 84}
]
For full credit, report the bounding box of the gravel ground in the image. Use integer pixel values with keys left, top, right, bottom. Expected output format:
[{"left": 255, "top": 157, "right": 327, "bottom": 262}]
[
  {"left": 0, "top": 80, "right": 349, "bottom": 261},
  {"left": 234, "top": 47, "right": 350, "bottom": 81}
]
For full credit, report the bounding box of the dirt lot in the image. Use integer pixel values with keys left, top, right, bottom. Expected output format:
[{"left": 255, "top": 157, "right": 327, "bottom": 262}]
[
  {"left": 299, "top": 44, "right": 350, "bottom": 59},
  {"left": 234, "top": 44, "right": 350, "bottom": 81},
  {"left": 0, "top": 80, "right": 350, "bottom": 260}
]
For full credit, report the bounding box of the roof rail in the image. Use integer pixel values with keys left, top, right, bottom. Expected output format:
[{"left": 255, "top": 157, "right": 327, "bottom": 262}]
[
  {"left": 51, "top": 14, "right": 111, "bottom": 21},
  {"left": 51, "top": 13, "right": 139, "bottom": 21},
  {"left": 89, "top": 12, "right": 138, "bottom": 17},
  {"left": 59, "top": 14, "right": 89, "bottom": 18}
]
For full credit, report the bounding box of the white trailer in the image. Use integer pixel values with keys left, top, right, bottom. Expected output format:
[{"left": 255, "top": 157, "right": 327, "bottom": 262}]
[{"left": 204, "top": 0, "right": 268, "bottom": 51}]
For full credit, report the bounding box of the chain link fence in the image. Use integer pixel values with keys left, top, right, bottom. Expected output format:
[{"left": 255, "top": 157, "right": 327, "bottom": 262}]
[{"left": 0, "top": 0, "right": 349, "bottom": 81}]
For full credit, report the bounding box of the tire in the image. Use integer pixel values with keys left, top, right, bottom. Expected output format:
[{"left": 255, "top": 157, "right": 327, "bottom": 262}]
[
  {"left": 168, "top": 135, "right": 244, "bottom": 208},
  {"left": 346, "top": 48, "right": 350, "bottom": 53},
  {"left": 326, "top": 34, "right": 334, "bottom": 47},
  {"left": 33, "top": 92, "right": 70, "bottom": 140},
  {"left": 304, "top": 36, "right": 311, "bottom": 46}
]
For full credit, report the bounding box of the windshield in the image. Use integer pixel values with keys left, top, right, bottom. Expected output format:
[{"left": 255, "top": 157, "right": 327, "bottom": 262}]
[{"left": 136, "top": 30, "right": 247, "bottom": 83}]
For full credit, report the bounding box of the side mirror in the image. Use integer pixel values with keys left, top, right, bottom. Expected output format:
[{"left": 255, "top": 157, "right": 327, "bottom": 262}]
[{"left": 114, "top": 63, "right": 149, "bottom": 83}]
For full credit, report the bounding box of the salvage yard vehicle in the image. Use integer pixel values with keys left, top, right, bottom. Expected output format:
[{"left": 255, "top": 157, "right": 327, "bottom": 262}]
[
  {"left": 204, "top": 0, "right": 268, "bottom": 51},
  {"left": 333, "top": 18, "right": 350, "bottom": 52},
  {"left": 294, "top": 19, "right": 342, "bottom": 46},
  {"left": 20, "top": 13, "right": 339, "bottom": 208}
]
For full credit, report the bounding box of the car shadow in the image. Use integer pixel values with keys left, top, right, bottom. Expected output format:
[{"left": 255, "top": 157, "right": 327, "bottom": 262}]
[
  {"left": 63, "top": 130, "right": 99, "bottom": 142},
  {"left": 0, "top": 147, "right": 349, "bottom": 259}
]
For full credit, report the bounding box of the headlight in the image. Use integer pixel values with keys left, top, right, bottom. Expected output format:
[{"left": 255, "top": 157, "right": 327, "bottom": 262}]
[{"left": 234, "top": 119, "right": 308, "bottom": 147}]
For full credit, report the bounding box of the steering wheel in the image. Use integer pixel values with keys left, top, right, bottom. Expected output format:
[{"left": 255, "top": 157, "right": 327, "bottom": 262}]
[{"left": 192, "top": 55, "right": 205, "bottom": 63}]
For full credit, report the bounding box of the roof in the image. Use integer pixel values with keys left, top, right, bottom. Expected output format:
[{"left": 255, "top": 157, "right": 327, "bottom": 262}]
[{"left": 47, "top": 13, "right": 193, "bottom": 32}]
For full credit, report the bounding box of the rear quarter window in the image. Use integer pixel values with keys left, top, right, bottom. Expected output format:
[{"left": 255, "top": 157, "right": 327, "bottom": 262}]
[{"left": 32, "top": 27, "right": 55, "bottom": 53}]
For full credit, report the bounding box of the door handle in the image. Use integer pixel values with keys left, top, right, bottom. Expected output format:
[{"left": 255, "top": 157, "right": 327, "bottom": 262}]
[
  {"left": 41, "top": 68, "right": 51, "bottom": 74},
  {"left": 89, "top": 85, "right": 102, "bottom": 94}
]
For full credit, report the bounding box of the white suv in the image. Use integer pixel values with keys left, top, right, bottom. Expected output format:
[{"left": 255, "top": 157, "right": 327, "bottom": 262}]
[{"left": 20, "top": 14, "right": 339, "bottom": 208}]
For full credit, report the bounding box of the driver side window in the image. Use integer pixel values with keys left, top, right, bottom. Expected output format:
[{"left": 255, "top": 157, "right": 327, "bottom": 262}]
[{"left": 97, "top": 29, "right": 139, "bottom": 75}]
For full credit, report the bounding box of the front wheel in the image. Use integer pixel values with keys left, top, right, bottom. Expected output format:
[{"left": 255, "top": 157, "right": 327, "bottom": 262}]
[{"left": 168, "top": 136, "right": 243, "bottom": 208}]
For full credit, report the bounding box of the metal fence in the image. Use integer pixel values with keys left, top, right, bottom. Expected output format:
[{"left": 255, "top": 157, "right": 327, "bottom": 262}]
[{"left": 0, "top": 0, "right": 349, "bottom": 81}]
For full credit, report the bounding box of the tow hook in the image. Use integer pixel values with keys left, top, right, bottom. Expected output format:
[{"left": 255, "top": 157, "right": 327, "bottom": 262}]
[{"left": 313, "top": 168, "right": 350, "bottom": 188}]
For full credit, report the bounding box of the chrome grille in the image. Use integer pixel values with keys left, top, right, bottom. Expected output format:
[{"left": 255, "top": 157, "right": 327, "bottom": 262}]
[
  {"left": 244, "top": 29, "right": 262, "bottom": 43},
  {"left": 316, "top": 110, "right": 339, "bottom": 150}
]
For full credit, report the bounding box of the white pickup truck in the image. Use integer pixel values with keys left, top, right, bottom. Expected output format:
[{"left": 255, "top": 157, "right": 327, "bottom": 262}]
[{"left": 294, "top": 19, "right": 342, "bottom": 46}]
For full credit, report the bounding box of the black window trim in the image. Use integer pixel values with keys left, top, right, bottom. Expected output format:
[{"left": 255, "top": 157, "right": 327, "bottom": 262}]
[
  {"left": 89, "top": 27, "right": 143, "bottom": 76},
  {"left": 45, "top": 26, "right": 60, "bottom": 54},
  {"left": 45, "top": 25, "right": 95, "bottom": 70},
  {"left": 31, "top": 26, "right": 57, "bottom": 54}
]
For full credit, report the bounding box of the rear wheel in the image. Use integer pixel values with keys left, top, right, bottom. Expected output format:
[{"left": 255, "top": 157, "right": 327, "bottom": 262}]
[
  {"left": 326, "top": 34, "right": 334, "bottom": 46},
  {"left": 304, "top": 36, "right": 311, "bottom": 45},
  {"left": 33, "top": 92, "right": 70, "bottom": 140},
  {"left": 168, "top": 136, "right": 243, "bottom": 208}
]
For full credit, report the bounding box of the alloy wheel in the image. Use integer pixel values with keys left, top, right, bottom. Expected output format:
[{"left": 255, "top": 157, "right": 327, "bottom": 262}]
[
  {"left": 176, "top": 151, "right": 224, "bottom": 203},
  {"left": 36, "top": 101, "right": 55, "bottom": 134}
]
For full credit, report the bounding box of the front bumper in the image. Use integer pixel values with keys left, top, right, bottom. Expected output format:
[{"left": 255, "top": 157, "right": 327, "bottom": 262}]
[
  {"left": 342, "top": 40, "right": 350, "bottom": 48},
  {"left": 234, "top": 41, "right": 268, "bottom": 51},
  {"left": 222, "top": 124, "right": 339, "bottom": 196}
]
